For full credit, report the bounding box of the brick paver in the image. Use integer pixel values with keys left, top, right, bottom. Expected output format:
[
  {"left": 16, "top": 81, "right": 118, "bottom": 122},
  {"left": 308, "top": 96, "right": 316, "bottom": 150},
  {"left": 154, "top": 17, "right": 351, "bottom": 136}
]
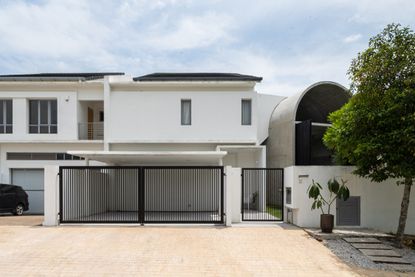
[{"left": 0, "top": 216, "right": 361, "bottom": 276}]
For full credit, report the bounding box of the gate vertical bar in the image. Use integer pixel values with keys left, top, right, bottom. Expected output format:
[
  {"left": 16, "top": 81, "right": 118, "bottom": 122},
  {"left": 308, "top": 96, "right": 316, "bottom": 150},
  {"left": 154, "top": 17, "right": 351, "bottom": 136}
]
[
  {"left": 140, "top": 167, "right": 145, "bottom": 225},
  {"left": 59, "top": 167, "right": 63, "bottom": 223},
  {"left": 221, "top": 167, "right": 224, "bottom": 224}
]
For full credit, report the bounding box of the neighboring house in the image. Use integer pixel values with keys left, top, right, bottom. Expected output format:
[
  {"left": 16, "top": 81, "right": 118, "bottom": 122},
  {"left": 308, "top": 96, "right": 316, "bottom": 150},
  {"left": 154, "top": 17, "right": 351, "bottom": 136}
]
[{"left": 267, "top": 82, "right": 415, "bottom": 234}]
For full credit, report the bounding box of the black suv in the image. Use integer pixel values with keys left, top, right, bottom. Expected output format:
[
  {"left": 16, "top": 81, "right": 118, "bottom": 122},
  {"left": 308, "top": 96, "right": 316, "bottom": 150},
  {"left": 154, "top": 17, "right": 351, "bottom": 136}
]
[{"left": 0, "top": 184, "right": 29, "bottom": 215}]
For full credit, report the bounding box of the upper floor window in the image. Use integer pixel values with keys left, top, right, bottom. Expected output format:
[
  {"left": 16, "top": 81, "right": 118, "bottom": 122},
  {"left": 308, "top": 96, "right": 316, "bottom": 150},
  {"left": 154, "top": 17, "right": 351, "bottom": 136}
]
[
  {"left": 29, "top": 100, "right": 57, "bottom": 134},
  {"left": 0, "top": 100, "right": 12, "bottom": 134},
  {"left": 241, "top": 99, "right": 252, "bottom": 125},
  {"left": 181, "top": 99, "right": 191, "bottom": 125}
]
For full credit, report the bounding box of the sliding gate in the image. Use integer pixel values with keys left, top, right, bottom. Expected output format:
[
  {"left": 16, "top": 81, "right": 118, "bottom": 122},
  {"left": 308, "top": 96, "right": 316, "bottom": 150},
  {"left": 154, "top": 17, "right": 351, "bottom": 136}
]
[
  {"left": 59, "top": 166, "right": 224, "bottom": 224},
  {"left": 242, "top": 168, "right": 284, "bottom": 221}
]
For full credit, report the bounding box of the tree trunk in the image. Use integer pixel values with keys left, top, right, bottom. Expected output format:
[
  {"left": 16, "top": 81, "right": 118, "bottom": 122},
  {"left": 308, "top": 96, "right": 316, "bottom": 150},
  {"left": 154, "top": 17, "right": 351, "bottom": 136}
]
[{"left": 397, "top": 178, "right": 412, "bottom": 246}]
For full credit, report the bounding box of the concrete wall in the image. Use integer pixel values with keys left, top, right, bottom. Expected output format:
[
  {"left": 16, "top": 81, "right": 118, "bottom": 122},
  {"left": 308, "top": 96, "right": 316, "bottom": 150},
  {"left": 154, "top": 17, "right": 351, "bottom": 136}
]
[
  {"left": 257, "top": 94, "right": 285, "bottom": 144},
  {"left": 285, "top": 166, "right": 415, "bottom": 235}
]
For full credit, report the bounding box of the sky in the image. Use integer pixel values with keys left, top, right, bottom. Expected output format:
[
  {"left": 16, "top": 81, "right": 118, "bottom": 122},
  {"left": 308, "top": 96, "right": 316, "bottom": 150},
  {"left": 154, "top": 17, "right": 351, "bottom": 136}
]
[{"left": 0, "top": 0, "right": 414, "bottom": 96}]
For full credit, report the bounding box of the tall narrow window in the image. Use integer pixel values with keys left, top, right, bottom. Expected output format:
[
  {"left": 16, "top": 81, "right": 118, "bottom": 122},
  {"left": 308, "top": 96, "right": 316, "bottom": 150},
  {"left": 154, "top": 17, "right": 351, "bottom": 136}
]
[
  {"left": 0, "top": 100, "right": 12, "bottom": 134},
  {"left": 181, "top": 99, "right": 191, "bottom": 125},
  {"left": 29, "top": 100, "right": 57, "bottom": 134},
  {"left": 241, "top": 99, "right": 252, "bottom": 125}
]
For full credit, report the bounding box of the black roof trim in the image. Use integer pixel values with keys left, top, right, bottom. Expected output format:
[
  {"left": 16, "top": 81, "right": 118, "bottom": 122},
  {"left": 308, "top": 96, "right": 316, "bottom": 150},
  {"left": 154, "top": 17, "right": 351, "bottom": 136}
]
[
  {"left": 133, "top": 73, "right": 262, "bottom": 82},
  {"left": 0, "top": 72, "right": 125, "bottom": 82}
]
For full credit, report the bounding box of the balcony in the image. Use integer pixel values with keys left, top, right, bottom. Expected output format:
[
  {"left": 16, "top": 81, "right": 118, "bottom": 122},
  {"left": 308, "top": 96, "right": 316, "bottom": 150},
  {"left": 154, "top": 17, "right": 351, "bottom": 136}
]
[
  {"left": 78, "top": 122, "right": 103, "bottom": 140},
  {"left": 78, "top": 100, "right": 104, "bottom": 140}
]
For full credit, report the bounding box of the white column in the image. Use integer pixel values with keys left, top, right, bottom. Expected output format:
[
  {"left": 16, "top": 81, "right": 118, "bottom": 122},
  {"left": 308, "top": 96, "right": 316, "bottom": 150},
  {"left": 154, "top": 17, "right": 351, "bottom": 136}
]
[
  {"left": 225, "top": 166, "right": 232, "bottom": 226},
  {"left": 103, "top": 76, "right": 111, "bottom": 151},
  {"left": 43, "top": 166, "right": 60, "bottom": 226},
  {"left": 13, "top": 98, "right": 27, "bottom": 138},
  {"left": 224, "top": 166, "right": 242, "bottom": 224}
]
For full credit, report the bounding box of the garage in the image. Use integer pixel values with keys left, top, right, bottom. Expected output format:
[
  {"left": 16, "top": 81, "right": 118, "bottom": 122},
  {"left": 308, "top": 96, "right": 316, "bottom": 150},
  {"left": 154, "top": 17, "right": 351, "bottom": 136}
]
[
  {"left": 11, "top": 169, "right": 44, "bottom": 214},
  {"left": 60, "top": 166, "right": 224, "bottom": 224}
]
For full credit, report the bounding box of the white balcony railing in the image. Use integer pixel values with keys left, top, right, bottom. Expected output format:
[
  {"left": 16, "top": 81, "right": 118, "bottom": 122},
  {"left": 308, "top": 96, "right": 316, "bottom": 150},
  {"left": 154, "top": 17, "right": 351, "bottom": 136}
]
[{"left": 78, "top": 122, "right": 104, "bottom": 140}]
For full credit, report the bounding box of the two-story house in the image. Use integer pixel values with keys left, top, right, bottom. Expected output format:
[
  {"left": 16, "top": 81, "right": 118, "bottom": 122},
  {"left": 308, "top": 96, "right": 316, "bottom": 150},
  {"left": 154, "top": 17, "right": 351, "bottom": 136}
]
[
  {"left": 3, "top": 72, "right": 413, "bottom": 234},
  {"left": 0, "top": 72, "right": 283, "bottom": 214}
]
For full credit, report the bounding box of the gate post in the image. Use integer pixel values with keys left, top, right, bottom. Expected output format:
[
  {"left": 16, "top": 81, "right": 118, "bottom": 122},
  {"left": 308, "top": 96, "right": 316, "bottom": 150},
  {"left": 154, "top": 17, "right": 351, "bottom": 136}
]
[
  {"left": 43, "top": 166, "right": 60, "bottom": 226},
  {"left": 224, "top": 166, "right": 242, "bottom": 224}
]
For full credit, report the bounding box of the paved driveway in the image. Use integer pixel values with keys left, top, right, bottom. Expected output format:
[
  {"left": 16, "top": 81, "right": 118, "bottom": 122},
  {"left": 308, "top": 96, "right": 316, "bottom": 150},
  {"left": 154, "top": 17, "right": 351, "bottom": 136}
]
[{"left": 0, "top": 216, "right": 361, "bottom": 276}]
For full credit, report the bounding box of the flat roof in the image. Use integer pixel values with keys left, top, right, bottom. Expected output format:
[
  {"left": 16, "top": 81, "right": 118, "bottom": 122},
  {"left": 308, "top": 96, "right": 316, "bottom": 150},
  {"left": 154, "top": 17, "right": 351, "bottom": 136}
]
[
  {"left": 0, "top": 72, "right": 125, "bottom": 82},
  {"left": 133, "top": 73, "right": 263, "bottom": 82},
  {"left": 67, "top": 151, "right": 227, "bottom": 165}
]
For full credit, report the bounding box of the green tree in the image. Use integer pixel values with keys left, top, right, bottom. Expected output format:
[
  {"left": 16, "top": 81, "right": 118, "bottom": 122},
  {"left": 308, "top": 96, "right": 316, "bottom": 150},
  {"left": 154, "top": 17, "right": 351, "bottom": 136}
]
[{"left": 324, "top": 23, "right": 415, "bottom": 245}]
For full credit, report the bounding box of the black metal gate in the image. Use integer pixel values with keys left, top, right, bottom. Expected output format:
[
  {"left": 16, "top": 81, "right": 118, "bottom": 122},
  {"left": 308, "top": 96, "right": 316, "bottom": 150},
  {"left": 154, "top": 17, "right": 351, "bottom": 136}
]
[
  {"left": 242, "top": 168, "right": 284, "bottom": 221},
  {"left": 59, "top": 166, "right": 224, "bottom": 224}
]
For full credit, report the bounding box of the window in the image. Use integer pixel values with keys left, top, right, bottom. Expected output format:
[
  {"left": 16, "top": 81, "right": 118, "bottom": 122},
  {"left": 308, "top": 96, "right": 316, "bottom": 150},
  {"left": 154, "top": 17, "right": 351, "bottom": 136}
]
[
  {"left": 0, "top": 100, "right": 12, "bottom": 133},
  {"left": 7, "top": 152, "right": 83, "bottom": 160},
  {"left": 29, "top": 100, "right": 57, "bottom": 134},
  {"left": 241, "top": 99, "right": 252, "bottom": 125},
  {"left": 181, "top": 99, "right": 191, "bottom": 125}
]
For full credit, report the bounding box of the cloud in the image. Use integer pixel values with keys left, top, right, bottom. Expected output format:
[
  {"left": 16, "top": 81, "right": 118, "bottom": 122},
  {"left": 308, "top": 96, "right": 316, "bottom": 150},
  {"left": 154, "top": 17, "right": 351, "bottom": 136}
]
[
  {"left": 343, "top": 34, "right": 362, "bottom": 43},
  {"left": 143, "top": 12, "right": 235, "bottom": 51},
  {"left": 0, "top": 0, "right": 414, "bottom": 95}
]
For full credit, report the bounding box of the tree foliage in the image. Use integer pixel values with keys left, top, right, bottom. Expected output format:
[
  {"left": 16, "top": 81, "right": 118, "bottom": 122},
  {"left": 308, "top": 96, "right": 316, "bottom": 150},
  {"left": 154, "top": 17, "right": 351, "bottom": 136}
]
[{"left": 324, "top": 23, "right": 415, "bottom": 182}]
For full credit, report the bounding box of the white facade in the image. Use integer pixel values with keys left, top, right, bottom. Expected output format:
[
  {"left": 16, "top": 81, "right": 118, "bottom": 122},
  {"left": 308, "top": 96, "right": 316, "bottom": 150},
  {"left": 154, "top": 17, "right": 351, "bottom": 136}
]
[
  {"left": 284, "top": 166, "right": 415, "bottom": 234},
  {"left": 3, "top": 73, "right": 412, "bottom": 236},
  {"left": 0, "top": 74, "right": 282, "bottom": 214}
]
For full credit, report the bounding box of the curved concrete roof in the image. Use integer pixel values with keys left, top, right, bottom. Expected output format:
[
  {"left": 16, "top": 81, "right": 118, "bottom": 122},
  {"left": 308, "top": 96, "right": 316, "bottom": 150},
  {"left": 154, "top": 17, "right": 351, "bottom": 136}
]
[
  {"left": 267, "top": 81, "right": 351, "bottom": 168},
  {"left": 270, "top": 81, "right": 350, "bottom": 125}
]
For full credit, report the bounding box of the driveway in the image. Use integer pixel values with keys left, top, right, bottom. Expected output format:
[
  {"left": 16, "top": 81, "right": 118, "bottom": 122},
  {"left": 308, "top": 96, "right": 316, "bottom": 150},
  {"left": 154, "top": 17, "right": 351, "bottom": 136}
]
[{"left": 0, "top": 216, "right": 361, "bottom": 276}]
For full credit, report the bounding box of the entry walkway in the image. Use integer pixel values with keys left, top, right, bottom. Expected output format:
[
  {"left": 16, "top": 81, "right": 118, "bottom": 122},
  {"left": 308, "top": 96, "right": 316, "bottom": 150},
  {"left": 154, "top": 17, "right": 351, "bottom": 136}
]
[{"left": 0, "top": 216, "right": 360, "bottom": 276}]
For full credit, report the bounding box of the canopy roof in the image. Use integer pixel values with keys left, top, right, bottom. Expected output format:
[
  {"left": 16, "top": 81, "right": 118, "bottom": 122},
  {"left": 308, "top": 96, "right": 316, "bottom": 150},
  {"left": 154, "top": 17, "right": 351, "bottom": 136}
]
[{"left": 67, "top": 151, "right": 227, "bottom": 166}]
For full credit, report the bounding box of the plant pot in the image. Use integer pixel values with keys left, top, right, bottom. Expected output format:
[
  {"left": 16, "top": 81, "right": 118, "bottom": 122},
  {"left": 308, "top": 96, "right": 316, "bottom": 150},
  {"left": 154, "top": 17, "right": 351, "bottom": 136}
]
[{"left": 320, "top": 214, "right": 334, "bottom": 233}]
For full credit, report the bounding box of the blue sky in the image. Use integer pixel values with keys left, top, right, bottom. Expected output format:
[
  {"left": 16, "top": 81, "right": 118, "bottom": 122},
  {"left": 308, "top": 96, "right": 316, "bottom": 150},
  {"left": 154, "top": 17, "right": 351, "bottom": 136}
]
[{"left": 0, "top": 0, "right": 414, "bottom": 96}]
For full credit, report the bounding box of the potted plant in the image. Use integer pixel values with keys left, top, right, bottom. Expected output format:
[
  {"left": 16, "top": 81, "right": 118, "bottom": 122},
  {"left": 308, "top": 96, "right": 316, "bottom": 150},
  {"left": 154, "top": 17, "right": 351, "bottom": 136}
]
[
  {"left": 307, "top": 178, "right": 350, "bottom": 233},
  {"left": 250, "top": 192, "right": 258, "bottom": 210}
]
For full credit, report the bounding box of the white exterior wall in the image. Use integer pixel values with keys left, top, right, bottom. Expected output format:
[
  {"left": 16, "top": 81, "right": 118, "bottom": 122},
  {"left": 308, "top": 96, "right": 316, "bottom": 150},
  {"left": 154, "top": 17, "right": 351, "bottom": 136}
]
[
  {"left": 285, "top": 166, "right": 415, "bottom": 235},
  {"left": 0, "top": 143, "right": 104, "bottom": 183},
  {"left": 0, "top": 91, "right": 78, "bottom": 141},
  {"left": 1, "top": 78, "right": 268, "bottom": 222},
  {"left": 108, "top": 90, "right": 258, "bottom": 143}
]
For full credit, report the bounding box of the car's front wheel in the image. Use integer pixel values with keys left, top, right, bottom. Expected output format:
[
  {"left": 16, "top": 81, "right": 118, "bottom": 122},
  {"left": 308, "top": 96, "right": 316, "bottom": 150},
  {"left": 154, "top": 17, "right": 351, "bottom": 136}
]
[{"left": 13, "top": 204, "right": 24, "bottom": 216}]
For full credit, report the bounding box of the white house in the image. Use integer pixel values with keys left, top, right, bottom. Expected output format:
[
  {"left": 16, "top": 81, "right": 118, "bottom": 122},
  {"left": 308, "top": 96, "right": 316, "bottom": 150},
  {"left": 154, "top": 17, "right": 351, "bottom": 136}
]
[
  {"left": 0, "top": 72, "right": 413, "bottom": 234},
  {"left": 0, "top": 72, "right": 283, "bottom": 221}
]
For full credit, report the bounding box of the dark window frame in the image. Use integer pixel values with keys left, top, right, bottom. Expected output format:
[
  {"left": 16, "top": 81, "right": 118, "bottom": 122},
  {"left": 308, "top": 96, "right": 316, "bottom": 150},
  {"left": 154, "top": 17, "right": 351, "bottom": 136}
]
[
  {"left": 0, "top": 99, "right": 13, "bottom": 134},
  {"left": 241, "top": 99, "right": 252, "bottom": 125},
  {"left": 181, "top": 99, "right": 192, "bottom": 126},
  {"left": 29, "top": 99, "right": 58, "bottom": 134}
]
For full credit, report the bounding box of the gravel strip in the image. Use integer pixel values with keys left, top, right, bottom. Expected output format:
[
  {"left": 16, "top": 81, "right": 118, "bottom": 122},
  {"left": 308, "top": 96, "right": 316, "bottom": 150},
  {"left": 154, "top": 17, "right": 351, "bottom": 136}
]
[{"left": 323, "top": 239, "right": 415, "bottom": 272}]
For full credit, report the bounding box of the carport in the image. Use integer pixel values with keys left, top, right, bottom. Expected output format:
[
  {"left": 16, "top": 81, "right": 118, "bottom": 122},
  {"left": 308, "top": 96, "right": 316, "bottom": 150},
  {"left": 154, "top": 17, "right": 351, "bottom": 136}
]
[{"left": 59, "top": 151, "right": 227, "bottom": 224}]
